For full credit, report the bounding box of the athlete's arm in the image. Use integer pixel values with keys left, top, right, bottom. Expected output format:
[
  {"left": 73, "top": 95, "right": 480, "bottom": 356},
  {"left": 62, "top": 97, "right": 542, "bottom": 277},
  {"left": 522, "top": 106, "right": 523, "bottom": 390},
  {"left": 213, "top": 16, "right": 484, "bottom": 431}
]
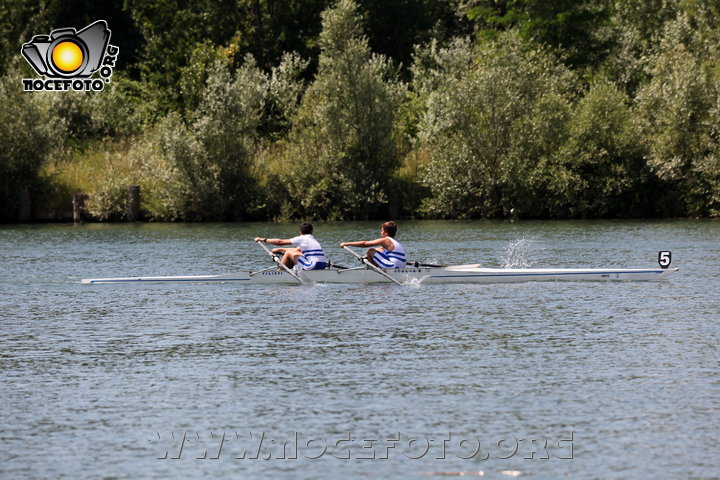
[
  {"left": 339, "top": 238, "right": 393, "bottom": 249},
  {"left": 254, "top": 237, "right": 293, "bottom": 246}
]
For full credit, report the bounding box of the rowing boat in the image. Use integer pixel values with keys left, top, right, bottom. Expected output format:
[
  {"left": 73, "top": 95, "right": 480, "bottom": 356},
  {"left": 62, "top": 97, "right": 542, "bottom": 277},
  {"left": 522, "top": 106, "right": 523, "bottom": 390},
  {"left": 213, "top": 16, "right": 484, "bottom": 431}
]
[
  {"left": 81, "top": 264, "right": 678, "bottom": 285},
  {"left": 82, "top": 247, "right": 678, "bottom": 285}
]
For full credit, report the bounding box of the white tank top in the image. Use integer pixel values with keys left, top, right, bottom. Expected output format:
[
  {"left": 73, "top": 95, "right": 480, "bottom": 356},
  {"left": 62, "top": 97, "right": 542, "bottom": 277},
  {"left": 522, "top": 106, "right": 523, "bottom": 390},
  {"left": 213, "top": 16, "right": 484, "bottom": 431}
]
[
  {"left": 290, "top": 234, "right": 326, "bottom": 262},
  {"left": 385, "top": 237, "right": 406, "bottom": 267}
]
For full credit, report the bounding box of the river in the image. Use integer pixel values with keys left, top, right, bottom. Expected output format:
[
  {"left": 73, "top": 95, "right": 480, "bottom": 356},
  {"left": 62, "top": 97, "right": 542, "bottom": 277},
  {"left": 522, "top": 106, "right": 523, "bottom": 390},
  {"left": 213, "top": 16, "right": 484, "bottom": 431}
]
[{"left": 1, "top": 220, "right": 718, "bottom": 479}]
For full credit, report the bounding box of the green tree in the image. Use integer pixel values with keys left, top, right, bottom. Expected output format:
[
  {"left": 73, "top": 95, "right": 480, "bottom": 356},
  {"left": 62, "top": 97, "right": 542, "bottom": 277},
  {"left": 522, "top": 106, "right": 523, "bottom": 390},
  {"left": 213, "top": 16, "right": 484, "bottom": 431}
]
[
  {"left": 148, "top": 50, "right": 307, "bottom": 221},
  {"left": 125, "top": 0, "right": 326, "bottom": 111},
  {"left": 602, "top": 0, "right": 677, "bottom": 95},
  {"left": 359, "top": 0, "right": 471, "bottom": 77},
  {"left": 234, "top": 0, "right": 327, "bottom": 70},
  {"left": 603, "top": 0, "right": 720, "bottom": 94},
  {"left": 154, "top": 57, "right": 269, "bottom": 220},
  {"left": 0, "top": 0, "right": 142, "bottom": 75},
  {"left": 284, "top": 0, "right": 405, "bottom": 220},
  {"left": 0, "top": 73, "right": 63, "bottom": 221},
  {"left": 698, "top": 88, "right": 720, "bottom": 216},
  {"left": 635, "top": 16, "right": 718, "bottom": 216},
  {"left": 561, "top": 81, "right": 651, "bottom": 217},
  {"left": 465, "top": 0, "right": 613, "bottom": 69},
  {"left": 125, "top": 0, "right": 242, "bottom": 111},
  {"left": 416, "top": 32, "right": 577, "bottom": 218}
]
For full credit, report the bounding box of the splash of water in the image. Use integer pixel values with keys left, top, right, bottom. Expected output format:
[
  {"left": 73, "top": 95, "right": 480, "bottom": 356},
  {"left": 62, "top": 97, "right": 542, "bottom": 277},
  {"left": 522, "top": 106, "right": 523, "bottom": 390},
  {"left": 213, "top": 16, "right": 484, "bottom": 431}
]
[{"left": 501, "top": 237, "right": 541, "bottom": 269}]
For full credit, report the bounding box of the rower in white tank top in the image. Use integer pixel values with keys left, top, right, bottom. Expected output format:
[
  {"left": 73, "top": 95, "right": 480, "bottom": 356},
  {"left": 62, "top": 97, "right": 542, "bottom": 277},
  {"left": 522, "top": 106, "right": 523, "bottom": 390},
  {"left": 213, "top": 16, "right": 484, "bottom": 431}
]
[
  {"left": 372, "top": 236, "right": 406, "bottom": 269},
  {"left": 289, "top": 233, "right": 327, "bottom": 270},
  {"left": 253, "top": 222, "right": 326, "bottom": 270},
  {"left": 338, "top": 221, "right": 407, "bottom": 269}
]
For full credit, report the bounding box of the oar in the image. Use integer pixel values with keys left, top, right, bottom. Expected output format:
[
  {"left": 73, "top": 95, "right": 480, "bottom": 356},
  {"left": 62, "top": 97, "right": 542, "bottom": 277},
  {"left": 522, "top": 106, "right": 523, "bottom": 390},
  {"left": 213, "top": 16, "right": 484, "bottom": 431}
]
[
  {"left": 342, "top": 246, "right": 404, "bottom": 286},
  {"left": 256, "top": 241, "right": 303, "bottom": 284},
  {"left": 410, "top": 261, "right": 446, "bottom": 268},
  {"left": 326, "top": 260, "right": 351, "bottom": 270}
]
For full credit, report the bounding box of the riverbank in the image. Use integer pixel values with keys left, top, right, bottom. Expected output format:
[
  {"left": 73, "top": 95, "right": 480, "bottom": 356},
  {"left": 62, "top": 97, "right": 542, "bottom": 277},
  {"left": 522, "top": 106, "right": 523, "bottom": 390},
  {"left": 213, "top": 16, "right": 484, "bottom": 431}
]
[{"left": 3, "top": 2, "right": 719, "bottom": 223}]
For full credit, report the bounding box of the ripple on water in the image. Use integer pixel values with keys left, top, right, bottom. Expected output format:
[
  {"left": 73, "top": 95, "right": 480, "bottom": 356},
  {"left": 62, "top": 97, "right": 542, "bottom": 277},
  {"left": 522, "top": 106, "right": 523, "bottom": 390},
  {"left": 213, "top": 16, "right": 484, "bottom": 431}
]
[{"left": 0, "top": 220, "right": 718, "bottom": 480}]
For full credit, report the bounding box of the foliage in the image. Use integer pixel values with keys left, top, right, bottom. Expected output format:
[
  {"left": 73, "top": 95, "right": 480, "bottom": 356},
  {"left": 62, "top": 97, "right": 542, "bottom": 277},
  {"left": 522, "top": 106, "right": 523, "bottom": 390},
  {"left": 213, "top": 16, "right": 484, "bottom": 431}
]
[
  {"left": 0, "top": 73, "right": 64, "bottom": 221},
  {"left": 601, "top": 0, "right": 678, "bottom": 95},
  {"left": 699, "top": 89, "right": 720, "bottom": 216},
  {"left": 561, "top": 81, "right": 651, "bottom": 217},
  {"left": 35, "top": 75, "right": 151, "bottom": 142},
  {"left": 283, "top": 0, "right": 406, "bottom": 220},
  {"left": 88, "top": 161, "right": 134, "bottom": 221},
  {"left": 465, "top": 0, "right": 613, "bottom": 69},
  {"left": 1, "top": 0, "right": 720, "bottom": 221},
  {"left": 635, "top": 14, "right": 718, "bottom": 216},
  {"left": 124, "top": 0, "right": 239, "bottom": 110},
  {"left": 178, "top": 40, "right": 227, "bottom": 119},
  {"left": 265, "top": 52, "right": 310, "bottom": 137},
  {"left": 359, "top": 0, "right": 471, "bottom": 77},
  {"left": 150, "top": 55, "right": 277, "bottom": 220},
  {"left": 416, "top": 32, "right": 577, "bottom": 218}
]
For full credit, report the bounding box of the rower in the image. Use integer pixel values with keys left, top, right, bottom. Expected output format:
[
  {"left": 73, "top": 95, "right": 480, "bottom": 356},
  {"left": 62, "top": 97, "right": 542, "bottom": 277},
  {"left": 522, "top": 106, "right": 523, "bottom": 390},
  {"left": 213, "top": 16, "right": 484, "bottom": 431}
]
[
  {"left": 339, "top": 221, "right": 407, "bottom": 269},
  {"left": 254, "top": 222, "right": 327, "bottom": 270}
]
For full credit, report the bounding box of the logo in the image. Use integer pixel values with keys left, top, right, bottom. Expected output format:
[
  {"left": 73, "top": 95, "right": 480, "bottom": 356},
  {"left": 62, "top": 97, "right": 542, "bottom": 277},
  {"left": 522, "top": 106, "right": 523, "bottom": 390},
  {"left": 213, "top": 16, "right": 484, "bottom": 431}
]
[{"left": 21, "top": 20, "right": 119, "bottom": 92}]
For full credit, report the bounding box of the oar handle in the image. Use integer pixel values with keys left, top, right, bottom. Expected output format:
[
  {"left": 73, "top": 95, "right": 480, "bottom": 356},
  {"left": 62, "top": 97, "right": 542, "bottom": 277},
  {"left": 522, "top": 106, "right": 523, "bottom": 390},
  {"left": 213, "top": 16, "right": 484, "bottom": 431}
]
[
  {"left": 342, "top": 245, "right": 404, "bottom": 286},
  {"left": 341, "top": 245, "right": 364, "bottom": 262},
  {"left": 256, "top": 240, "right": 303, "bottom": 284},
  {"left": 256, "top": 241, "right": 279, "bottom": 261}
]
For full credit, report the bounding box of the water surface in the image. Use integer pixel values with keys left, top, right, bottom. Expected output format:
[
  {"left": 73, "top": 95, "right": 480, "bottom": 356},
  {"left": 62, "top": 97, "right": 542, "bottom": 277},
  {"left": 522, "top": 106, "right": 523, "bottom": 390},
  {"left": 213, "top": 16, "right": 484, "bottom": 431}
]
[{"left": 1, "top": 220, "right": 718, "bottom": 479}]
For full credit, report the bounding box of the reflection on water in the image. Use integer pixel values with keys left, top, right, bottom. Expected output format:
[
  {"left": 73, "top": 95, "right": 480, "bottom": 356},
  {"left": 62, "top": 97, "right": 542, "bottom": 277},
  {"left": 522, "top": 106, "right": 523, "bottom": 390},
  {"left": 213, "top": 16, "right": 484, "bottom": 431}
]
[{"left": 0, "top": 220, "right": 718, "bottom": 480}]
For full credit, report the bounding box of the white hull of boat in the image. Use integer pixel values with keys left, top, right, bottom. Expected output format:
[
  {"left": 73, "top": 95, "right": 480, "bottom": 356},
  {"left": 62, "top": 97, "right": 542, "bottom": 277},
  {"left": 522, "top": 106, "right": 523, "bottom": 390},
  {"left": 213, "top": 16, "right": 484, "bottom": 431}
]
[{"left": 81, "top": 265, "right": 678, "bottom": 285}]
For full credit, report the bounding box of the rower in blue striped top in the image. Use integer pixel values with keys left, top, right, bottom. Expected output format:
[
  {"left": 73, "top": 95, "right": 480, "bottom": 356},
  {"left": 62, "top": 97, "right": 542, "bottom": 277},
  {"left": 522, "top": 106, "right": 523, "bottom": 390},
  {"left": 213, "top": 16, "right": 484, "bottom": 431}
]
[{"left": 339, "top": 221, "right": 407, "bottom": 269}]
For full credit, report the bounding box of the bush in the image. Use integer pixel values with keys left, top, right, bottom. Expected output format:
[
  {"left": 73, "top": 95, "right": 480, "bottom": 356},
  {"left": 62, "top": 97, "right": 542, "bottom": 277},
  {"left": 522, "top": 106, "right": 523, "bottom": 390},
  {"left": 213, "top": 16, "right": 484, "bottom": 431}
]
[
  {"left": 283, "top": 0, "right": 406, "bottom": 220},
  {"left": 698, "top": 89, "right": 720, "bottom": 217},
  {"left": 415, "top": 32, "right": 577, "bottom": 218},
  {"left": 635, "top": 16, "right": 717, "bottom": 216},
  {"left": 151, "top": 57, "right": 268, "bottom": 220},
  {"left": 88, "top": 162, "right": 133, "bottom": 221},
  {"left": 560, "top": 81, "right": 651, "bottom": 217},
  {"left": 0, "top": 72, "right": 64, "bottom": 221}
]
